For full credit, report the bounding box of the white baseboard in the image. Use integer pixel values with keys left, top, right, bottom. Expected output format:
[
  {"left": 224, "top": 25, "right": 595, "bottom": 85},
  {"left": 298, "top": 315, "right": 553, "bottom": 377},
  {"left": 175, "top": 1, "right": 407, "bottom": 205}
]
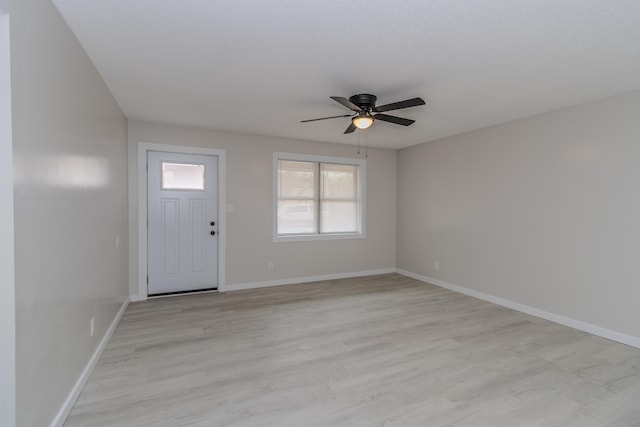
[
  {"left": 222, "top": 268, "right": 396, "bottom": 292},
  {"left": 50, "top": 297, "right": 130, "bottom": 427},
  {"left": 396, "top": 269, "right": 640, "bottom": 350}
]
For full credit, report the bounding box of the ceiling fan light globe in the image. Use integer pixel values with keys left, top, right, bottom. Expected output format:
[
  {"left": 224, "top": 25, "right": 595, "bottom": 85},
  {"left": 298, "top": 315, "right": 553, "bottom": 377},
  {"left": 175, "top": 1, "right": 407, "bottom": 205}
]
[{"left": 352, "top": 115, "right": 374, "bottom": 129}]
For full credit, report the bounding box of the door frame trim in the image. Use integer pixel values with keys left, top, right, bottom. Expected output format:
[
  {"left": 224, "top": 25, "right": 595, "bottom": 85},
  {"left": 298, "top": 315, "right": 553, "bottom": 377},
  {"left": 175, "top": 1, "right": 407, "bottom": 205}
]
[
  {"left": 0, "top": 12, "right": 16, "bottom": 427},
  {"left": 137, "top": 142, "right": 226, "bottom": 300}
]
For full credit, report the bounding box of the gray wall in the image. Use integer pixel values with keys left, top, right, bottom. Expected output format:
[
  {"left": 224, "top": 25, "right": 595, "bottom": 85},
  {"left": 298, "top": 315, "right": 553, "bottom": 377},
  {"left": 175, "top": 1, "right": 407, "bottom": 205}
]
[
  {"left": 397, "top": 90, "right": 640, "bottom": 340},
  {"left": 128, "top": 121, "right": 397, "bottom": 295},
  {"left": 10, "top": 0, "right": 129, "bottom": 425}
]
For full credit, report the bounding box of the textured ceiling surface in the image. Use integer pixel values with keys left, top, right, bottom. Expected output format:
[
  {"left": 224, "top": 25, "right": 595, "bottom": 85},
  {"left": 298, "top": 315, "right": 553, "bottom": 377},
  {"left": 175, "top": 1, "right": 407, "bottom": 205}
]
[{"left": 52, "top": 0, "right": 640, "bottom": 149}]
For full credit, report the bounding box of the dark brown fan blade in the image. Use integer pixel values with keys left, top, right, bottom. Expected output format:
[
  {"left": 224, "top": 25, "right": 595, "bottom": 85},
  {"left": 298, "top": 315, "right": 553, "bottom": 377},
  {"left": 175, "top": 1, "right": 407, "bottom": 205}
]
[
  {"left": 330, "top": 96, "right": 362, "bottom": 112},
  {"left": 301, "top": 114, "right": 351, "bottom": 123},
  {"left": 373, "top": 97, "right": 425, "bottom": 113},
  {"left": 344, "top": 122, "right": 357, "bottom": 134},
  {"left": 374, "top": 113, "right": 415, "bottom": 126}
]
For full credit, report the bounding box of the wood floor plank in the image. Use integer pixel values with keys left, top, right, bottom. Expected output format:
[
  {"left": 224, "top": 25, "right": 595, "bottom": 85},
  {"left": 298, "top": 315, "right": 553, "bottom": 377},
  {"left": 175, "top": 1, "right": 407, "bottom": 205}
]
[{"left": 64, "top": 274, "right": 640, "bottom": 426}]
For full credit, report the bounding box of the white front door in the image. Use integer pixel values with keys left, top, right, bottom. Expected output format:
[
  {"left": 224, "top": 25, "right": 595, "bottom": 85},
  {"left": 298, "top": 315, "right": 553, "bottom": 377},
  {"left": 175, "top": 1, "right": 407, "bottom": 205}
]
[{"left": 147, "top": 151, "right": 218, "bottom": 295}]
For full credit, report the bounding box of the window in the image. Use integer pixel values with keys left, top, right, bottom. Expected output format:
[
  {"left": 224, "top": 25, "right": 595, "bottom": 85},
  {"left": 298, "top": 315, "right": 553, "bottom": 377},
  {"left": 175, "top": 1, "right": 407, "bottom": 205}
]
[
  {"left": 274, "top": 153, "right": 365, "bottom": 241},
  {"left": 161, "top": 162, "right": 205, "bottom": 190}
]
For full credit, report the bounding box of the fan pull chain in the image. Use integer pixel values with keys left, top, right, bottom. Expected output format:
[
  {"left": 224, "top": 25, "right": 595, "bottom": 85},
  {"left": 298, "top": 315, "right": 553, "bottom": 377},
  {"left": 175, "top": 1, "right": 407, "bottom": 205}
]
[
  {"left": 356, "top": 130, "right": 368, "bottom": 157},
  {"left": 365, "top": 130, "right": 368, "bottom": 158}
]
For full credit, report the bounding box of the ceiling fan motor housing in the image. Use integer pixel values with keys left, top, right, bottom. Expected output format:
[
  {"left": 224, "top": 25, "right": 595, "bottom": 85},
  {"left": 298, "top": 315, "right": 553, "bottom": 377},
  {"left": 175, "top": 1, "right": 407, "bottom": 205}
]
[{"left": 349, "top": 94, "right": 377, "bottom": 111}]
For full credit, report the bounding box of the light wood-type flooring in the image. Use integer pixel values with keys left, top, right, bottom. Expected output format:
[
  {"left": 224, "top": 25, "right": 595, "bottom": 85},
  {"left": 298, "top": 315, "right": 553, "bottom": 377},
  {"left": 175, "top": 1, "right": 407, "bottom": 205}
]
[{"left": 65, "top": 274, "right": 640, "bottom": 426}]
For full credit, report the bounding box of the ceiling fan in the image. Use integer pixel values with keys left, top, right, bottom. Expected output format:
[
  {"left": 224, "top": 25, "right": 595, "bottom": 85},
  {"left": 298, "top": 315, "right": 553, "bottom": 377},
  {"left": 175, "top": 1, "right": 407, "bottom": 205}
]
[{"left": 301, "top": 94, "right": 426, "bottom": 134}]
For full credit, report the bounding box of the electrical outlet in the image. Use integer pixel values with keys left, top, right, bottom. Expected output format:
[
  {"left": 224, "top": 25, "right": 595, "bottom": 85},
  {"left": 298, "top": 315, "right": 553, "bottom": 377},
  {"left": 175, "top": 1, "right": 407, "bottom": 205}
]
[
  {"left": 115, "top": 237, "right": 120, "bottom": 247},
  {"left": 434, "top": 261, "right": 440, "bottom": 271},
  {"left": 267, "top": 262, "right": 274, "bottom": 270},
  {"left": 90, "top": 317, "right": 95, "bottom": 337}
]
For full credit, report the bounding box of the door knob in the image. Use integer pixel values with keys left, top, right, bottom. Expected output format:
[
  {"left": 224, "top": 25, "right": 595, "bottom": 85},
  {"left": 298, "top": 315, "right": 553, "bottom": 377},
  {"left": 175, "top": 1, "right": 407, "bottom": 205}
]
[
  {"left": 210, "top": 221, "right": 215, "bottom": 226},
  {"left": 210, "top": 231, "right": 216, "bottom": 236}
]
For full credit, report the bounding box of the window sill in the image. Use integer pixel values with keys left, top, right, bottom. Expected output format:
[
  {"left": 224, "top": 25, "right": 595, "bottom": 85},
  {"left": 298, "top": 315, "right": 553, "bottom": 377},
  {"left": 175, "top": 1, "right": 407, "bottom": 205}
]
[{"left": 273, "top": 232, "right": 366, "bottom": 243}]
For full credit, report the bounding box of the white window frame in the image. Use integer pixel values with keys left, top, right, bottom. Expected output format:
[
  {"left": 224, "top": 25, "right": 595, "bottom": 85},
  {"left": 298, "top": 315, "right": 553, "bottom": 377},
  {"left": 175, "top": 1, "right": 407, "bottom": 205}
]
[{"left": 273, "top": 152, "right": 366, "bottom": 242}]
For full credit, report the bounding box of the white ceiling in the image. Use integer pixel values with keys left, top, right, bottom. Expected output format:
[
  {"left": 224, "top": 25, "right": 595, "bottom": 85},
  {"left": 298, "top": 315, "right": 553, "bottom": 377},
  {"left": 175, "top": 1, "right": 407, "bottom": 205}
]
[{"left": 52, "top": 0, "right": 640, "bottom": 149}]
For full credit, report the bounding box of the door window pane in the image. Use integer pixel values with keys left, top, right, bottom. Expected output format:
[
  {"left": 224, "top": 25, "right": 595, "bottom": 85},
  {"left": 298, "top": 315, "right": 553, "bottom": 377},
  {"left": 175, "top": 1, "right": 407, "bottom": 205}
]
[{"left": 162, "top": 162, "right": 205, "bottom": 190}]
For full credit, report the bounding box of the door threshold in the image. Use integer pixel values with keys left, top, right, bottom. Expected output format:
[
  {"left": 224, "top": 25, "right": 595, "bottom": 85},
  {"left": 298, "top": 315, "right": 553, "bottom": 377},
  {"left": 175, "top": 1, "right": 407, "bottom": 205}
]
[{"left": 148, "top": 287, "right": 218, "bottom": 299}]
